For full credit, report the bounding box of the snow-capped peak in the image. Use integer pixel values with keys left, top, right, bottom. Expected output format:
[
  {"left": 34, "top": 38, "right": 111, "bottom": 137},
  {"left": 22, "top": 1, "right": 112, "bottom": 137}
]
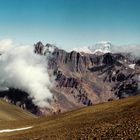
[
  {"left": 89, "top": 41, "right": 111, "bottom": 54},
  {"left": 73, "top": 41, "right": 112, "bottom": 54}
]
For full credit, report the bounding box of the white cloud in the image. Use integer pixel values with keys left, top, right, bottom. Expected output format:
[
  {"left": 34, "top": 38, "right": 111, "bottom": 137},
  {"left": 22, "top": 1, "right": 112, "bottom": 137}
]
[{"left": 0, "top": 39, "right": 53, "bottom": 107}]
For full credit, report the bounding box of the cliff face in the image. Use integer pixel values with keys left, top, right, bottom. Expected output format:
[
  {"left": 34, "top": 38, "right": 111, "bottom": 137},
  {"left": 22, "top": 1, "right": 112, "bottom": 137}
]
[
  {"left": 37, "top": 42, "right": 139, "bottom": 114},
  {"left": 0, "top": 42, "right": 139, "bottom": 115}
]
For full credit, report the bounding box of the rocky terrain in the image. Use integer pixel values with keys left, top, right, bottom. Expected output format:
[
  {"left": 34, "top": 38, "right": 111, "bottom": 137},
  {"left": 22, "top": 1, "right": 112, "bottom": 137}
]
[{"left": 0, "top": 42, "right": 140, "bottom": 115}]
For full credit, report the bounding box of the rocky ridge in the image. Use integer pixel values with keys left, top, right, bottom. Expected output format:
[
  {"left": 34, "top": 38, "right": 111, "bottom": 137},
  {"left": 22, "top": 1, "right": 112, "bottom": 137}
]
[
  {"left": 34, "top": 42, "right": 140, "bottom": 114},
  {"left": 0, "top": 42, "right": 140, "bottom": 115}
]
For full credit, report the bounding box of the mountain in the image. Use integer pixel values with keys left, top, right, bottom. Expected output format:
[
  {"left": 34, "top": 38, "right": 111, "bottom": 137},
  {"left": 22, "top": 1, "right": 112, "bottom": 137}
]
[
  {"left": 34, "top": 42, "right": 140, "bottom": 114},
  {"left": 0, "top": 41, "right": 140, "bottom": 115},
  {"left": 73, "top": 41, "right": 112, "bottom": 54},
  {"left": 0, "top": 95, "right": 140, "bottom": 140},
  {"left": 89, "top": 41, "right": 112, "bottom": 54}
]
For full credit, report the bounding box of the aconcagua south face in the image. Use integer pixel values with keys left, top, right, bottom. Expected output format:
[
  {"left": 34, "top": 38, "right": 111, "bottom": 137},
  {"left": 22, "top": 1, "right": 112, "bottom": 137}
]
[
  {"left": 89, "top": 41, "right": 112, "bottom": 54},
  {"left": 34, "top": 42, "right": 140, "bottom": 114},
  {"left": 0, "top": 42, "right": 140, "bottom": 115}
]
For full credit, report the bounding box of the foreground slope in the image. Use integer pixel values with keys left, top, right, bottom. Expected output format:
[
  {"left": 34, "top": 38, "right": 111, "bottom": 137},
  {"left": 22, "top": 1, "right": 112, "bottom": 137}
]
[
  {"left": 0, "top": 99, "right": 36, "bottom": 121},
  {"left": 0, "top": 95, "right": 140, "bottom": 140}
]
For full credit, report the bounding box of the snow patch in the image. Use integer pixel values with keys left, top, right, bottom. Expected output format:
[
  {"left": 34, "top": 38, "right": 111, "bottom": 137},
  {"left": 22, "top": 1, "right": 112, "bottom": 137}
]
[
  {"left": 128, "top": 64, "right": 135, "bottom": 69},
  {"left": 0, "top": 126, "right": 33, "bottom": 133}
]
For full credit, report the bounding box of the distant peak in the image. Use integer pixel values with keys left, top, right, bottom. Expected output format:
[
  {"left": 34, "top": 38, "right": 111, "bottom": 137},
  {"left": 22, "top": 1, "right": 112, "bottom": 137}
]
[
  {"left": 95, "top": 41, "right": 112, "bottom": 49},
  {"left": 97, "top": 41, "right": 111, "bottom": 44},
  {"left": 73, "top": 41, "right": 112, "bottom": 55},
  {"left": 35, "top": 41, "right": 44, "bottom": 46},
  {"left": 93, "top": 41, "right": 111, "bottom": 54}
]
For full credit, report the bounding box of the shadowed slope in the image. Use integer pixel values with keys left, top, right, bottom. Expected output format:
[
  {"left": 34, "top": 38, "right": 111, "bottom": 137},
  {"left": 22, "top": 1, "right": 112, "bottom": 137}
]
[{"left": 0, "top": 99, "right": 36, "bottom": 121}]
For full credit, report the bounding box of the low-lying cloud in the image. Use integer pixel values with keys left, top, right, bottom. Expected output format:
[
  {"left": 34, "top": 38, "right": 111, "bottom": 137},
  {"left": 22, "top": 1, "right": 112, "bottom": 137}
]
[
  {"left": 0, "top": 39, "right": 53, "bottom": 107},
  {"left": 111, "top": 44, "right": 140, "bottom": 58}
]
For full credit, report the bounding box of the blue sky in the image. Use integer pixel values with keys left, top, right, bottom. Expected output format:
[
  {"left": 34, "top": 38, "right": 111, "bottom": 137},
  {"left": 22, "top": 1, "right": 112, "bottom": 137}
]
[{"left": 0, "top": 0, "right": 140, "bottom": 49}]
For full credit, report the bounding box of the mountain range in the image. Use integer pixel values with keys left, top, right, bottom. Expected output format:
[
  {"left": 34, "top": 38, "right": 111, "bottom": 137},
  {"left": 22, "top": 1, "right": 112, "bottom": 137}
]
[{"left": 0, "top": 41, "right": 140, "bottom": 115}]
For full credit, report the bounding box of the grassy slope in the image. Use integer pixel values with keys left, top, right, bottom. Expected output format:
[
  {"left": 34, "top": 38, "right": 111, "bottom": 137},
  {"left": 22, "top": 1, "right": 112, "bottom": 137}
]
[
  {"left": 0, "top": 95, "right": 140, "bottom": 140},
  {"left": 0, "top": 99, "right": 36, "bottom": 121}
]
